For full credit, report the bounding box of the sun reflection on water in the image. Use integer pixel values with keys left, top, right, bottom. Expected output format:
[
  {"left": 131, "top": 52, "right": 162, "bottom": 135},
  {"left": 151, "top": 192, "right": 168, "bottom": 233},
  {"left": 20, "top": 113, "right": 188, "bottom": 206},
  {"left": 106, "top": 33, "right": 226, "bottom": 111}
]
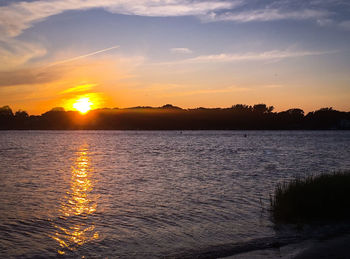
[{"left": 51, "top": 144, "right": 99, "bottom": 255}]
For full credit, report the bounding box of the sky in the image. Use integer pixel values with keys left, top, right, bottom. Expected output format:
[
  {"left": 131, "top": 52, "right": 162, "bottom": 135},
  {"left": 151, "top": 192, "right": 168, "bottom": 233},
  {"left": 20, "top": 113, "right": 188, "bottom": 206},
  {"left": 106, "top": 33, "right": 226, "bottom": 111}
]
[{"left": 0, "top": 0, "right": 350, "bottom": 114}]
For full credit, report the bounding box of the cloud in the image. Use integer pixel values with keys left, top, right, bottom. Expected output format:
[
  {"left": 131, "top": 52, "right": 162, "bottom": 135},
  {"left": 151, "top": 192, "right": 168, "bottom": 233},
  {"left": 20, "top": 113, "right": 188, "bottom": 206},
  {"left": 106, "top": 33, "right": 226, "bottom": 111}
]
[
  {"left": 60, "top": 83, "right": 97, "bottom": 94},
  {"left": 263, "top": 84, "right": 284, "bottom": 89},
  {"left": 0, "top": 0, "right": 345, "bottom": 75},
  {"left": 339, "top": 20, "right": 350, "bottom": 30},
  {"left": 0, "top": 55, "right": 143, "bottom": 88},
  {"left": 159, "top": 86, "right": 251, "bottom": 98},
  {"left": 0, "top": 0, "right": 236, "bottom": 37},
  {"left": 0, "top": 0, "right": 346, "bottom": 39},
  {"left": 159, "top": 49, "right": 337, "bottom": 65},
  {"left": 0, "top": 67, "right": 58, "bottom": 87},
  {"left": 170, "top": 48, "right": 193, "bottom": 54},
  {"left": 0, "top": 56, "right": 143, "bottom": 114},
  {"left": 105, "top": 1, "right": 238, "bottom": 17},
  {"left": 309, "top": 0, "right": 350, "bottom": 6},
  {"left": 201, "top": 0, "right": 348, "bottom": 24},
  {"left": 316, "top": 18, "right": 333, "bottom": 27},
  {"left": 206, "top": 8, "right": 330, "bottom": 23},
  {"left": 0, "top": 38, "right": 46, "bottom": 70}
]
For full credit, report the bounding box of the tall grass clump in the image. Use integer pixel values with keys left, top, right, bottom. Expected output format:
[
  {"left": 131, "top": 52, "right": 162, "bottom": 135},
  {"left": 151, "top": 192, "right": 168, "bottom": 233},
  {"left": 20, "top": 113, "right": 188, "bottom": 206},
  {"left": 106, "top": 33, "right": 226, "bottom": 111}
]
[{"left": 271, "top": 171, "right": 350, "bottom": 223}]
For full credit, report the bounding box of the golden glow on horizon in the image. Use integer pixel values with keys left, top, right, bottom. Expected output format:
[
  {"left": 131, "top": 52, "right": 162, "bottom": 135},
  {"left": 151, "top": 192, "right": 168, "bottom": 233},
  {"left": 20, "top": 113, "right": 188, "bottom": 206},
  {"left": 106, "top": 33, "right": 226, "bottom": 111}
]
[
  {"left": 51, "top": 144, "right": 99, "bottom": 255},
  {"left": 73, "top": 97, "right": 93, "bottom": 114}
]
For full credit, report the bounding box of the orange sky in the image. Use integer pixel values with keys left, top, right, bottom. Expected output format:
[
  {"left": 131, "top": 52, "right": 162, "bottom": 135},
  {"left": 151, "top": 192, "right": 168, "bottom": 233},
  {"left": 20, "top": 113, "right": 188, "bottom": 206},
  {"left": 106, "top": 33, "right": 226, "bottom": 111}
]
[{"left": 1, "top": 0, "right": 350, "bottom": 115}]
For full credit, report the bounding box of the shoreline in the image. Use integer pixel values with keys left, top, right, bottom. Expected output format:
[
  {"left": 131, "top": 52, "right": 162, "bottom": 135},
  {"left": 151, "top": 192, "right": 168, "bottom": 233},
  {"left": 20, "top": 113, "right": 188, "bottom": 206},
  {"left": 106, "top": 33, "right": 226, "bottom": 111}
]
[{"left": 221, "top": 234, "right": 350, "bottom": 259}]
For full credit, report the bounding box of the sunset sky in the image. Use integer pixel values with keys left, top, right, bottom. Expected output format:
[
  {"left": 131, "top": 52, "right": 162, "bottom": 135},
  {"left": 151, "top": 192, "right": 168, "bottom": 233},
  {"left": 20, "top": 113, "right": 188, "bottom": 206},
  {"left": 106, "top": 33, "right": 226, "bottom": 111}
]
[{"left": 1, "top": 0, "right": 350, "bottom": 114}]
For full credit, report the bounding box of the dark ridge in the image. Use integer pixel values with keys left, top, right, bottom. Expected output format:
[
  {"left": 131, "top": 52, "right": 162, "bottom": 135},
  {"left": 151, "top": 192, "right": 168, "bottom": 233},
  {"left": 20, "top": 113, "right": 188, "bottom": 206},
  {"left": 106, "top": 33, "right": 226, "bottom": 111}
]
[{"left": 1, "top": 104, "right": 350, "bottom": 130}]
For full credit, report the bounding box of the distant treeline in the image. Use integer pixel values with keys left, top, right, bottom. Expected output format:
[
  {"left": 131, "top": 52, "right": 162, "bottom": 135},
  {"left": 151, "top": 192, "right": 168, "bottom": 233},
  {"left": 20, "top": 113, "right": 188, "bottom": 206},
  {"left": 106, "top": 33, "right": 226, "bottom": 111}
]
[{"left": 1, "top": 104, "right": 350, "bottom": 130}]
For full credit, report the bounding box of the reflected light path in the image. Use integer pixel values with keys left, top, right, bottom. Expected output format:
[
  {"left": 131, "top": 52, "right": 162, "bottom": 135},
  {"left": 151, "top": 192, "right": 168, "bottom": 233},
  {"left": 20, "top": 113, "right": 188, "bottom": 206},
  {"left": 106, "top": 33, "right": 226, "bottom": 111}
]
[{"left": 51, "top": 144, "right": 99, "bottom": 255}]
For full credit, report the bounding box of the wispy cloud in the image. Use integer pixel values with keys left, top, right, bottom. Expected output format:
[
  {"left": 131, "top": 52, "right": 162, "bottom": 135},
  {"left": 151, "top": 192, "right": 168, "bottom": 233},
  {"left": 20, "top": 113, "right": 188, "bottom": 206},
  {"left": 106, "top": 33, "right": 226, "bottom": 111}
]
[
  {"left": 206, "top": 8, "right": 330, "bottom": 23},
  {"left": 159, "top": 49, "right": 337, "bottom": 65},
  {"left": 0, "top": 55, "right": 143, "bottom": 88},
  {"left": 170, "top": 48, "right": 193, "bottom": 54},
  {"left": 339, "top": 20, "right": 350, "bottom": 30},
  {"left": 0, "top": 0, "right": 236, "bottom": 37},
  {"left": 0, "top": 0, "right": 348, "bottom": 39},
  {"left": 0, "top": 0, "right": 347, "bottom": 74},
  {"left": 263, "top": 84, "right": 284, "bottom": 89},
  {"left": 60, "top": 83, "right": 97, "bottom": 94},
  {"left": 0, "top": 67, "right": 58, "bottom": 87},
  {"left": 0, "top": 38, "right": 46, "bottom": 70},
  {"left": 202, "top": 0, "right": 350, "bottom": 25},
  {"left": 159, "top": 86, "right": 251, "bottom": 98}
]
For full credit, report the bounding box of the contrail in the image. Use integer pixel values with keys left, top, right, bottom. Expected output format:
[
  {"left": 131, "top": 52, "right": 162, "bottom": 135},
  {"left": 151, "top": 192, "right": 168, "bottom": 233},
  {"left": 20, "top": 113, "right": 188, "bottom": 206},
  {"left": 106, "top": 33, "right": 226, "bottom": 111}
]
[{"left": 48, "top": 45, "right": 120, "bottom": 67}]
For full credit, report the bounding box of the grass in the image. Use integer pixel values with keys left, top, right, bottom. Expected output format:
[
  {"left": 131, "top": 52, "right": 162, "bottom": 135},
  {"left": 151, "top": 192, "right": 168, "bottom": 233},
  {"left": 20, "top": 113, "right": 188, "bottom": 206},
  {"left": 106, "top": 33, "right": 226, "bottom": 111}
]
[{"left": 270, "top": 171, "right": 350, "bottom": 224}]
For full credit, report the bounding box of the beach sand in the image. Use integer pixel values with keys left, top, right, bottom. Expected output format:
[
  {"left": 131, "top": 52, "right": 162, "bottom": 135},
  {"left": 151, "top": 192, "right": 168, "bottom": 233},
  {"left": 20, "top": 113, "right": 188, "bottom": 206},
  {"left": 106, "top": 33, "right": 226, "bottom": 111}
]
[
  {"left": 222, "top": 234, "right": 350, "bottom": 259},
  {"left": 294, "top": 234, "right": 350, "bottom": 259}
]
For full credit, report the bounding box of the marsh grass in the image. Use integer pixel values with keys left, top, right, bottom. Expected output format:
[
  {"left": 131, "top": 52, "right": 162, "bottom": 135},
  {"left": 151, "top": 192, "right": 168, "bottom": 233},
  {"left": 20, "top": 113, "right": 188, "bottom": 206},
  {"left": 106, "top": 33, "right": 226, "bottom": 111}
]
[{"left": 271, "top": 171, "right": 350, "bottom": 224}]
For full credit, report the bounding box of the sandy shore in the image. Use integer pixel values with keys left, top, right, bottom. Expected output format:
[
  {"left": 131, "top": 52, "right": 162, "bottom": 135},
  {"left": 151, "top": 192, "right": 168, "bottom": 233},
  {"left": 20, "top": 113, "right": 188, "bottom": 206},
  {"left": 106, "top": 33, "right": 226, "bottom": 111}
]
[
  {"left": 221, "top": 234, "right": 350, "bottom": 259},
  {"left": 294, "top": 234, "right": 350, "bottom": 259}
]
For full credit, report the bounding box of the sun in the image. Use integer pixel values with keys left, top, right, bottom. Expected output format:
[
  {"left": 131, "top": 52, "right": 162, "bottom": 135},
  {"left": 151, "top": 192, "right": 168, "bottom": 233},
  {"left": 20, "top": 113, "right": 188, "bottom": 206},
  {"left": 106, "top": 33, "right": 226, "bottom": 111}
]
[{"left": 73, "top": 97, "right": 93, "bottom": 114}]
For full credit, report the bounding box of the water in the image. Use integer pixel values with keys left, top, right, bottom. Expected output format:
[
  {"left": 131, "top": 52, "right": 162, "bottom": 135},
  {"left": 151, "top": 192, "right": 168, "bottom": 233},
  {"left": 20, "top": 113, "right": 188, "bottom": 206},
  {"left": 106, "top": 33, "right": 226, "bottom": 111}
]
[{"left": 0, "top": 131, "right": 350, "bottom": 258}]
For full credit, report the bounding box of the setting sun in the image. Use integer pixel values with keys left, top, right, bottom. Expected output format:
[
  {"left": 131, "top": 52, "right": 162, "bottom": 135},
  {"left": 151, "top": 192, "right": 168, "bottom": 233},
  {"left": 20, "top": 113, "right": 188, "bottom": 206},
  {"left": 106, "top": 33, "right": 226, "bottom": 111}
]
[{"left": 73, "top": 98, "right": 93, "bottom": 114}]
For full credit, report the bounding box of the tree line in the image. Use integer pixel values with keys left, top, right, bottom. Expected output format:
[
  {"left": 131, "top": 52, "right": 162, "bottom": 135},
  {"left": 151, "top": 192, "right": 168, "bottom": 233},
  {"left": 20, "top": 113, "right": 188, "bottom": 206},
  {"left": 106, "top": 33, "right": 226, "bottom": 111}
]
[{"left": 1, "top": 104, "right": 350, "bottom": 130}]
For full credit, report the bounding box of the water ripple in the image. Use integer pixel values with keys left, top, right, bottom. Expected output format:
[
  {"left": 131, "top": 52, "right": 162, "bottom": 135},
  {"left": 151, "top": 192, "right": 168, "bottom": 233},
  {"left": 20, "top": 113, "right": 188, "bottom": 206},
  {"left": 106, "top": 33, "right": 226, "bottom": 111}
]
[{"left": 0, "top": 131, "right": 350, "bottom": 257}]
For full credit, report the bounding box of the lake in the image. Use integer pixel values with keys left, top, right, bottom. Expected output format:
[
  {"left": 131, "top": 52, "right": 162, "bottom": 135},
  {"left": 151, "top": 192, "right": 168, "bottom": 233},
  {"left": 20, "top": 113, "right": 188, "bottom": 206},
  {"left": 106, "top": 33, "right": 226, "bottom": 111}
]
[{"left": 0, "top": 131, "right": 350, "bottom": 258}]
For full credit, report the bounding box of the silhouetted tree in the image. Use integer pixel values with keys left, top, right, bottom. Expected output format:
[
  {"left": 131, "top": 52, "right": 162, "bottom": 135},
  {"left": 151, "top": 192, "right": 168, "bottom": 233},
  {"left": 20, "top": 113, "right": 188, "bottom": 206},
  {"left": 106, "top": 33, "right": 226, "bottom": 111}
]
[
  {"left": 276, "top": 108, "right": 305, "bottom": 129},
  {"left": 231, "top": 104, "right": 252, "bottom": 112},
  {"left": 0, "top": 105, "right": 14, "bottom": 129},
  {"left": 286, "top": 108, "right": 304, "bottom": 117},
  {"left": 50, "top": 107, "right": 65, "bottom": 112},
  {"left": 0, "top": 104, "right": 349, "bottom": 130},
  {"left": 15, "top": 110, "right": 29, "bottom": 119},
  {"left": 0, "top": 105, "right": 13, "bottom": 117},
  {"left": 305, "top": 107, "right": 347, "bottom": 129},
  {"left": 161, "top": 104, "right": 182, "bottom": 110},
  {"left": 253, "top": 104, "right": 274, "bottom": 113}
]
